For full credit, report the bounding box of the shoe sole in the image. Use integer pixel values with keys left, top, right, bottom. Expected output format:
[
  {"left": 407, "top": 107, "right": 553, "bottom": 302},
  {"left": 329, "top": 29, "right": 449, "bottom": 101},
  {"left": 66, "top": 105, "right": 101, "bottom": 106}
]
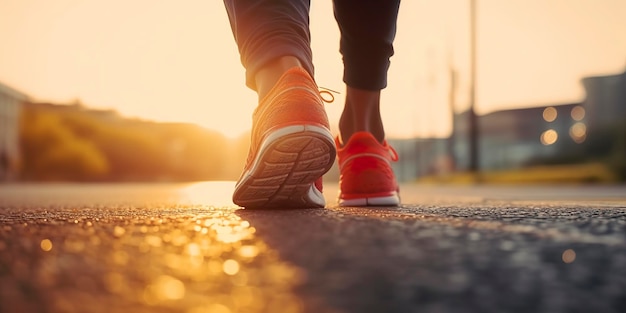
[
  {"left": 233, "top": 125, "right": 335, "bottom": 209},
  {"left": 338, "top": 193, "right": 400, "bottom": 207}
]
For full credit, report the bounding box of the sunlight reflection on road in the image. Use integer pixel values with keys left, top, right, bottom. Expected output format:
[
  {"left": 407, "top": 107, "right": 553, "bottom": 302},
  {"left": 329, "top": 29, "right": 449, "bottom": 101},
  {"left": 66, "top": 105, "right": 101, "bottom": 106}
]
[
  {"left": 177, "top": 181, "right": 237, "bottom": 207},
  {"left": 0, "top": 181, "right": 313, "bottom": 313}
]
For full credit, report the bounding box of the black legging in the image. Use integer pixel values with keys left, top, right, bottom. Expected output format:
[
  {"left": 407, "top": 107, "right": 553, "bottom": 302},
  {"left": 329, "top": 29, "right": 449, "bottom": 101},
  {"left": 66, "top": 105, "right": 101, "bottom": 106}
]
[{"left": 223, "top": 0, "right": 400, "bottom": 91}]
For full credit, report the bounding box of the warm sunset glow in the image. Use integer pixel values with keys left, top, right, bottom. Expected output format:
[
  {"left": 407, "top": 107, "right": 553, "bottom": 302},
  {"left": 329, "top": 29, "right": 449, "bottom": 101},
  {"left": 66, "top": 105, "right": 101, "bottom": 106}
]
[
  {"left": 178, "top": 181, "right": 236, "bottom": 206},
  {"left": 1, "top": 0, "right": 625, "bottom": 139}
]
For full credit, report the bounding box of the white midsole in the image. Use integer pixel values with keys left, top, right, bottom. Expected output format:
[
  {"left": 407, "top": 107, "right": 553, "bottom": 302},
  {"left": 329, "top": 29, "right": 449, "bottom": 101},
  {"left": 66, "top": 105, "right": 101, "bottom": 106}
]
[{"left": 338, "top": 193, "right": 400, "bottom": 207}]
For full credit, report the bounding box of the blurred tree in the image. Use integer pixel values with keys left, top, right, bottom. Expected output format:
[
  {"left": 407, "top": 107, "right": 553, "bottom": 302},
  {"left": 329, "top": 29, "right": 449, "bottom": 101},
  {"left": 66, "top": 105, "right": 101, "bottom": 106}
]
[
  {"left": 20, "top": 109, "right": 109, "bottom": 181},
  {"left": 19, "top": 102, "right": 254, "bottom": 182}
]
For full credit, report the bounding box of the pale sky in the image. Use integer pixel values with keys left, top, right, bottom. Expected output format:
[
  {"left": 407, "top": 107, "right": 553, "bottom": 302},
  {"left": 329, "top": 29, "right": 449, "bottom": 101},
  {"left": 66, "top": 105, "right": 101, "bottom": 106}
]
[{"left": 1, "top": 0, "right": 625, "bottom": 138}]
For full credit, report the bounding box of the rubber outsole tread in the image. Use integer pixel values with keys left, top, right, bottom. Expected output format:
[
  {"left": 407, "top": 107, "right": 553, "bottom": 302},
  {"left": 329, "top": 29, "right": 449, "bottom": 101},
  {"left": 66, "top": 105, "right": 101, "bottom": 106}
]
[{"left": 233, "top": 128, "right": 335, "bottom": 209}]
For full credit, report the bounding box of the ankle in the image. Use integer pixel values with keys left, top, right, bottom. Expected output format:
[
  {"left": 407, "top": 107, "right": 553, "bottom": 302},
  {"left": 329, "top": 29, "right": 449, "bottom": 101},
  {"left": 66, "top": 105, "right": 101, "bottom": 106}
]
[
  {"left": 255, "top": 56, "right": 303, "bottom": 100},
  {"left": 339, "top": 87, "right": 385, "bottom": 143}
]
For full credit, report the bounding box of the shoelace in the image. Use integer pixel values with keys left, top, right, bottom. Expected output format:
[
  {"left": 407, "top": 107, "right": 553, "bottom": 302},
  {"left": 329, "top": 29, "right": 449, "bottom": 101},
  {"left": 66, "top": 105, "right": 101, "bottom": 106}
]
[
  {"left": 319, "top": 87, "right": 340, "bottom": 103},
  {"left": 388, "top": 145, "right": 399, "bottom": 161}
]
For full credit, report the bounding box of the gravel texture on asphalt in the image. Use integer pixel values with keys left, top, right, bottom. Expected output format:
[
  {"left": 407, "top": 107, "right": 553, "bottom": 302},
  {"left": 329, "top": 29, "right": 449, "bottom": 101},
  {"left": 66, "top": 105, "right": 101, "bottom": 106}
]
[{"left": 0, "top": 183, "right": 625, "bottom": 313}]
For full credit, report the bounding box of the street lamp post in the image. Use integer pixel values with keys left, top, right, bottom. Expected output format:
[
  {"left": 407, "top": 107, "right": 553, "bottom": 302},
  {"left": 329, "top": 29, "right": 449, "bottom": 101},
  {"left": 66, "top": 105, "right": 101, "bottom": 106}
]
[{"left": 468, "top": 0, "right": 480, "bottom": 173}]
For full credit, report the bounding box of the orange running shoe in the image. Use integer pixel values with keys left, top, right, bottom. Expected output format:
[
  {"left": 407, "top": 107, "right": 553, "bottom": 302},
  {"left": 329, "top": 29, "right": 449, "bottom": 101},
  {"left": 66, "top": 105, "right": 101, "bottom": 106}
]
[
  {"left": 336, "top": 131, "right": 400, "bottom": 206},
  {"left": 232, "top": 67, "right": 336, "bottom": 209}
]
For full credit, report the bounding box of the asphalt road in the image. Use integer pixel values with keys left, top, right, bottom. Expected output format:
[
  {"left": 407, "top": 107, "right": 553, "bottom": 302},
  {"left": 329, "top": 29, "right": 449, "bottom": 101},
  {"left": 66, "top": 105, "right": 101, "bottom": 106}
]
[{"left": 0, "top": 182, "right": 625, "bottom": 313}]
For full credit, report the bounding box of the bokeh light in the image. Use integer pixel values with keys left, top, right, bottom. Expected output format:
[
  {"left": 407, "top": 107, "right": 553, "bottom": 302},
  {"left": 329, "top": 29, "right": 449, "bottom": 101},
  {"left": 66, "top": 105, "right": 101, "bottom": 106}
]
[
  {"left": 540, "top": 129, "right": 558, "bottom": 145},
  {"left": 569, "top": 122, "right": 587, "bottom": 143},
  {"left": 562, "top": 249, "right": 576, "bottom": 263},
  {"left": 571, "top": 106, "right": 586, "bottom": 121},
  {"left": 40, "top": 239, "right": 53, "bottom": 252},
  {"left": 543, "top": 107, "right": 558, "bottom": 122}
]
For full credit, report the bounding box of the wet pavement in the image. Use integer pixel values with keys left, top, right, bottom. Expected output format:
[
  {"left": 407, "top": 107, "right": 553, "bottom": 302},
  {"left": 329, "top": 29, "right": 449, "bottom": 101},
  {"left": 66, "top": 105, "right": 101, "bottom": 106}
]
[{"left": 0, "top": 182, "right": 625, "bottom": 313}]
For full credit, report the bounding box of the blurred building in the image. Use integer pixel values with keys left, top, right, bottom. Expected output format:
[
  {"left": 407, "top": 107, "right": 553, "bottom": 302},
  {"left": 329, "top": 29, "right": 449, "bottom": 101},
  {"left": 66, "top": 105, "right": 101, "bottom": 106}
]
[
  {"left": 0, "top": 82, "right": 28, "bottom": 181},
  {"left": 387, "top": 67, "right": 626, "bottom": 181},
  {"left": 582, "top": 70, "right": 626, "bottom": 130},
  {"left": 450, "top": 68, "right": 626, "bottom": 173},
  {"left": 453, "top": 103, "right": 582, "bottom": 171}
]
